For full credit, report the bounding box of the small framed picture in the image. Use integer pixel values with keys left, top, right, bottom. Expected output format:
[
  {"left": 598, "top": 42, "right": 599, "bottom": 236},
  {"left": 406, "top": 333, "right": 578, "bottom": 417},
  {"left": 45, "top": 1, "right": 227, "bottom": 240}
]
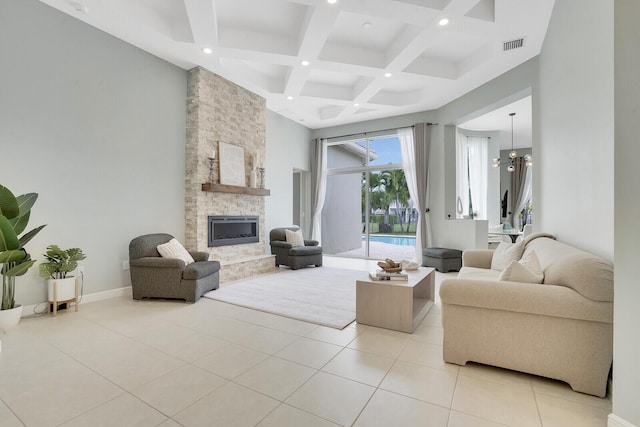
[{"left": 219, "top": 142, "right": 245, "bottom": 186}]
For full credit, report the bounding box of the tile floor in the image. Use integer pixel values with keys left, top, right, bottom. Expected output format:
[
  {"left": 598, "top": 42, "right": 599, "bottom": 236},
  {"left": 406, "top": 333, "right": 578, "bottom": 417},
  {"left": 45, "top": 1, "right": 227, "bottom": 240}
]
[{"left": 0, "top": 258, "right": 611, "bottom": 426}]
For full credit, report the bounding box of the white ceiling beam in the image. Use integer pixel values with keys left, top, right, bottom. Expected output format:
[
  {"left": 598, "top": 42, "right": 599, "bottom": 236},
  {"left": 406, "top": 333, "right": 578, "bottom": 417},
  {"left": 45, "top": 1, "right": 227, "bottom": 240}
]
[
  {"left": 284, "top": 4, "right": 341, "bottom": 96},
  {"left": 183, "top": 0, "right": 218, "bottom": 46},
  {"left": 443, "top": 0, "right": 483, "bottom": 16}
]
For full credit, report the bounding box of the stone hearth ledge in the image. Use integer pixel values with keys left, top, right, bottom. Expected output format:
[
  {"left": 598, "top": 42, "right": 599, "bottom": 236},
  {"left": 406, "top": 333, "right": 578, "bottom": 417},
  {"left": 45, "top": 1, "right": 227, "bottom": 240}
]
[{"left": 219, "top": 255, "right": 276, "bottom": 283}]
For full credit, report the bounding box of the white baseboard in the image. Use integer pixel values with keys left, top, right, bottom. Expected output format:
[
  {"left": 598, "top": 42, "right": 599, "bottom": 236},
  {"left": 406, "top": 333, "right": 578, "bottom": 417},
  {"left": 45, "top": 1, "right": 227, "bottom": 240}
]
[
  {"left": 609, "top": 414, "right": 637, "bottom": 427},
  {"left": 21, "top": 286, "right": 132, "bottom": 317}
]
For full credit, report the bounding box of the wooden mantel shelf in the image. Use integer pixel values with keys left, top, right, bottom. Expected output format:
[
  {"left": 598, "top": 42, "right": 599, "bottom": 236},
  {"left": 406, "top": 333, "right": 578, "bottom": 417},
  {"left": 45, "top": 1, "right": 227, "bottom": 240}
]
[{"left": 202, "top": 183, "right": 270, "bottom": 196}]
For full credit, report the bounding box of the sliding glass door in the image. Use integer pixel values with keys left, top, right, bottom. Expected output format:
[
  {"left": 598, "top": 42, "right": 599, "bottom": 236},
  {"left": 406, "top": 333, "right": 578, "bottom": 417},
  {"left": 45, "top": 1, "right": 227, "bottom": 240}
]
[{"left": 322, "top": 135, "right": 416, "bottom": 259}]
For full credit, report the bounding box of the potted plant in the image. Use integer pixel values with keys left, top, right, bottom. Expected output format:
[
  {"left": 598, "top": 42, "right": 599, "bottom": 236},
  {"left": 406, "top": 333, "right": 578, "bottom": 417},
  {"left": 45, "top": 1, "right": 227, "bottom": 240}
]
[
  {"left": 0, "top": 184, "right": 46, "bottom": 328},
  {"left": 39, "top": 245, "right": 86, "bottom": 302}
]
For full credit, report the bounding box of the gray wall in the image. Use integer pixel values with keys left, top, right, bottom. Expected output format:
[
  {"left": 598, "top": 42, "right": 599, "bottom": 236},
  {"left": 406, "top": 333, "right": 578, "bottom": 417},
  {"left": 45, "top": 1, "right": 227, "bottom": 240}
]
[
  {"left": 264, "top": 110, "right": 312, "bottom": 244},
  {"left": 613, "top": 1, "right": 640, "bottom": 424},
  {"left": 0, "top": 0, "right": 188, "bottom": 306}
]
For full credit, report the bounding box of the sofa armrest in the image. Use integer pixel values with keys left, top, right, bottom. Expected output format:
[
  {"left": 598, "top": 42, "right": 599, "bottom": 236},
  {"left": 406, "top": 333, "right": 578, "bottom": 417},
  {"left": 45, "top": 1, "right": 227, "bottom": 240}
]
[
  {"left": 304, "top": 239, "right": 319, "bottom": 247},
  {"left": 190, "top": 251, "right": 210, "bottom": 262},
  {"left": 271, "top": 241, "right": 293, "bottom": 249},
  {"left": 462, "top": 249, "right": 494, "bottom": 268},
  {"left": 439, "top": 278, "right": 612, "bottom": 323},
  {"left": 130, "top": 257, "right": 185, "bottom": 269}
]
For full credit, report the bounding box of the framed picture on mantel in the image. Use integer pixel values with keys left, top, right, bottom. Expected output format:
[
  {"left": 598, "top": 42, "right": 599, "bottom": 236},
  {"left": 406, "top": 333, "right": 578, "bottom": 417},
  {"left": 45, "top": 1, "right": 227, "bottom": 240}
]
[{"left": 219, "top": 142, "right": 245, "bottom": 186}]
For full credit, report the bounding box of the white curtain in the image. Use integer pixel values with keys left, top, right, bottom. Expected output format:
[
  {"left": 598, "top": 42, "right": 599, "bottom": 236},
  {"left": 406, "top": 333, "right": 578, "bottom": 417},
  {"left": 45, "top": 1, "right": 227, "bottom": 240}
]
[
  {"left": 455, "top": 133, "right": 488, "bottom": 219},
  {"left": 513, "top": 166, "right": 532, "bottom": 227},
  {"left": 310, "top": 138, "right": 327, "bottom": 242},
  {"left": 399, "top": 127, "right": 429, "bottom": 263}
]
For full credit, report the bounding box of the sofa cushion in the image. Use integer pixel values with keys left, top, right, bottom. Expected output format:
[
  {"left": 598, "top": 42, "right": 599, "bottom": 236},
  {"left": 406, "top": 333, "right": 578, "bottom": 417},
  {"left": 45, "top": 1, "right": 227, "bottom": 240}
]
[
  {"left": 523, "top": 237, "right": 613, "bottom": 302},
  {"left": 157, "top": 238, "right": 194, "bottom": 265},
  {"left": 289, "top": 245, "right": 322, "bottom": 256},
  {"left": 183, "top": 261, "right": 221, "bottom": 280},
  {"left": 457, "top": 266, "right": 501, "bottom": 281},
  {"left": 499, "top": 251, "right": 544, "bottom": 284},
  {"left": 285, "top": 229, "right": 305, "bottom": 247},
  {"left": 490, "top": 241, "right": 525, "bottom": 271}
]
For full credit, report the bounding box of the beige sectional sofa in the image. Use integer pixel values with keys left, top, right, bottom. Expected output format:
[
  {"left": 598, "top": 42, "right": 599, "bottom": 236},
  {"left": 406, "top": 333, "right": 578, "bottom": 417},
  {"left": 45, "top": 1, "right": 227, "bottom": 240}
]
[{"left": 439, "top": 234, "right": 613, "bottom": 397}]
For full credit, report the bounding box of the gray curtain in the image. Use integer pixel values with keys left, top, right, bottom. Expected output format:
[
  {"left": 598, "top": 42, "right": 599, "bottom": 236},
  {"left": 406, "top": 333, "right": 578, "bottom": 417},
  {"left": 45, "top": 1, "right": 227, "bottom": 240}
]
[
  {"left": 510, "top": 157, "right": 526, "bottom": 228},
  {"left": 414, "top": 123, "right": 433, "bottom": 249}
]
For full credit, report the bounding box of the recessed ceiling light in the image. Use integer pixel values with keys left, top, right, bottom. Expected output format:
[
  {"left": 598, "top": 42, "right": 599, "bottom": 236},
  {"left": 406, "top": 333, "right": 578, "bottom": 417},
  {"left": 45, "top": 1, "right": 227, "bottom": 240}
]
[
  {"left": 71, "top": 2, "right": 88, "bottom": 13},
  {"left": 202, "top": 47, "right": 213, "bottom": 55},
  {"left": 384, "top": 72, "right": 392, "bottom": 78},
  {"left": 439, "top": 18, "right": 449, "bottom": 26},
  {"left": 362, "top": 22, "right": 373, "bottom": 29},
  {"left": 327, "top": 0, "right": 337, "bottom": 4},
  {"left": 354, "top": 103, "right": 360, "bottom": 107},
  {"left": 301, "top": 60, "right": 310, "bottom": 66},
  {"left": 287, "top": 96, "right": 293, "bottom": 100}
]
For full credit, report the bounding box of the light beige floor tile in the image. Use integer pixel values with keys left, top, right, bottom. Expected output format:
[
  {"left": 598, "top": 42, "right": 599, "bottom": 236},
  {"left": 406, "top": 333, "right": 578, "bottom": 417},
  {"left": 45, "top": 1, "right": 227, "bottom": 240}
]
[
  {"left": 452, "top": 375, "right": 541, "bottom": 427},
  {"left": 157, "top": 420, "right": 182, "bottom": 427},
  {"left": 354, "top": 389, "right": 450, "bottom": 427},
  {"left": 411, "top": 323, "right": 444, "bottom": 345},
  {"left": 192, "top": 342, "right": 269, "bottom": 379},
  {"left": 531, "top": 376, "right": 612, "bottom": 410},
  {"left": 132, "top": 364, "right": 227, "bottom": 415},
  {"left": 321, "top": 348, "right": 394, "bottom": 387},
  {"left": 256, "top": 404, "right": 340, "bottom": 427},
  {"left": 1, "top": 357, "right": 123, "bottom": 426},
  {"left": 535, "top": 393, "right": 609, "bottom": 427},
  {"left": 459, "top": 362, "right": 533, "bottom": 387},
  {"left": 134, "top": 323, "right": 228, "bottom": 362},
  {"left": 72, "top": 340, "right": 185, "bottom": 391},
  {"left": 285, "top": 371, "right": 375, "bottom": 426},
  {"left": 174, "top": 382, "right": 279, "bottom": 427},
  {"left": 380, "top": 360, "right": 458, "bottom": 408},
  {"left": 448, "top": 410, "right": 511, "bottom": 427},
  {"left": 275, "top": 337, "right": 342, "bottom": 369},
  {"left": 305, "top": 325, "right": 360, "bottom": 346},
  {"left": 0, "top": 399, "right": 23, "bottom": 427},
  {"left": 213, "top": 321, "right": 299, "bottom": 355},
  {"left": 59, "top": 394, "right": 167, "bottom": 427},
  {"left": 398, "top": 340, "right": 458, "bottom": 373},
  {"left": 234, "top": 356, "right": 316, "bottom": 401},
  {"left": 347, "top": 330, "right": 410, "bottom": 358},
  {"left": 233, "top": 309, "right": 318, "bottom": 335},
  {"left": 422, "top": 309, "right": 443, "bottom": 327}
]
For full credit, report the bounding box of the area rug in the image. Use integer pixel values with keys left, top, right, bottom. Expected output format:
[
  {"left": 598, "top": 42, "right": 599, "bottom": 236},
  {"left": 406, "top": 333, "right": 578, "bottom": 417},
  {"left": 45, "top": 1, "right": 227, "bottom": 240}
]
[{"left": 203, "top": 267, "right": 365, "bottom": 329}]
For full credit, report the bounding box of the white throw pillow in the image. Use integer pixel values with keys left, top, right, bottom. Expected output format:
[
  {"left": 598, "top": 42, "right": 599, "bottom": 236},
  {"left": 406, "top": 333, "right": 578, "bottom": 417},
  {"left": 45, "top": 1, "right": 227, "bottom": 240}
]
[
  {"left": 491, "top": 241, "right": 525, "bottom": 271},
  {"left": 157, "top": 238, "right": 194, "bottom": 265},
  {"left": 285, "top": 229, "right": 305, "bottom": 247},
  {"left": 499, "top": 251, "right": 544, "bottom": 284}
]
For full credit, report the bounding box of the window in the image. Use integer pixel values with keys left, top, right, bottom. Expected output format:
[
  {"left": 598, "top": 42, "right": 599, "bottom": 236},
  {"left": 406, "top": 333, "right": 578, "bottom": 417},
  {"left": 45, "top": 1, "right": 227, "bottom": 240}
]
[{"left": 456, "top": 132, "right": 489, "bottom": 220}]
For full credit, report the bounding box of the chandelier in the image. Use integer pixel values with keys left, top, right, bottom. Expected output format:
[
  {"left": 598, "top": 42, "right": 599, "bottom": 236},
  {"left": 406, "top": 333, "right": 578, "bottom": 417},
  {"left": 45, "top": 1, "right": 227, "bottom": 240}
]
[{"left": 492, "top": 112, "right": 532, "bottom": 172}]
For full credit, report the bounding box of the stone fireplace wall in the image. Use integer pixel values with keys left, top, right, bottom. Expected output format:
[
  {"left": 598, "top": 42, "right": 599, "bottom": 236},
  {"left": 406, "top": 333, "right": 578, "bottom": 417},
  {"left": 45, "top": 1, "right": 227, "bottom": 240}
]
[{"left": 185, "top": 66, "right": 274, "bottom": 282}]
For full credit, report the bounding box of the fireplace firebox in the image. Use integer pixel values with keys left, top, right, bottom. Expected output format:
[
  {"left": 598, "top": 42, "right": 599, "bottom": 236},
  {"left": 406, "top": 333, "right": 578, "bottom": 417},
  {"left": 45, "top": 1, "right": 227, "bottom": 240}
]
[{"left": 208, "top": 216, "right": 259, "bottom": 247}]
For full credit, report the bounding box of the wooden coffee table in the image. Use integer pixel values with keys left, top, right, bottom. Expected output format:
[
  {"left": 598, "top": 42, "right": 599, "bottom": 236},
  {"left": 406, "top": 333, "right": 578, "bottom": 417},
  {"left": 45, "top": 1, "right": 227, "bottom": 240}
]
[{"left": 356, "top": 267, "right": 435, "bottom": 333}]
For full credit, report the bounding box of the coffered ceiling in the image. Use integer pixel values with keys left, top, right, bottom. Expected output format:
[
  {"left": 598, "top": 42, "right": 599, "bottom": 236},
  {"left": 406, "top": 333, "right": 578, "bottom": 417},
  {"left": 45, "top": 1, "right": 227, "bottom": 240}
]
[{"left": 40, "top": 0, "right": 555, "bottom": 129}]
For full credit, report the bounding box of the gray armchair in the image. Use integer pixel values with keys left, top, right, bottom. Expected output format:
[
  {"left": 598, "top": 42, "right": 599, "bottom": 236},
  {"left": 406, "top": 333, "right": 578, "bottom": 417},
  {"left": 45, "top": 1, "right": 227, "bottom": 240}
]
[
  {"left": 270, "top": 227, "right": 322, "bottom": 270},
  {"left": 129, "top": 233, "right": 220, "bottom": 302}
]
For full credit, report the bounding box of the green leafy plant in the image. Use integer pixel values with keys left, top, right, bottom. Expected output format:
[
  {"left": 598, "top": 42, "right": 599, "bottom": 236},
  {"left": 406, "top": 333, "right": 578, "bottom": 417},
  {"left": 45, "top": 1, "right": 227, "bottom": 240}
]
[
  {"left": 39, "top": 245, "right": 87, "bottom": 280},
  {"left": 0, "top": 184, "right": 46, "bottom": 310}
]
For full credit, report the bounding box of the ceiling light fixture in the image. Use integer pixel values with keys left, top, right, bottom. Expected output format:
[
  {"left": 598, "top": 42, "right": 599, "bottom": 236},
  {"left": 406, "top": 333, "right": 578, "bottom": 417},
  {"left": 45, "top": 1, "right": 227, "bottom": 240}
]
[
  {"left": 354, "top": 103, "right": 360, "bottom": 107},
  {"left": 327, "top": 0, "right": 337, "bottom": 4},
  {"left": 439, "top": 18, "right": 449, "bottom": 26},
  {"left": 287, "top": 96, "right": 293, "bottom": 100},
  {"left": 492, "top": 112, "right": 533, "bottom": 172},
  {"left": 301, "top": 60, "right": 310, "bottom": 66},
  {"left": 384, "top": 72, "right": 392, "bottom": 78},
  {"left": 71, "top": 2, "right": 88, "bottom": 13},
  {"left": 202, "top": 47, "right": 213, "bottom": 55}
]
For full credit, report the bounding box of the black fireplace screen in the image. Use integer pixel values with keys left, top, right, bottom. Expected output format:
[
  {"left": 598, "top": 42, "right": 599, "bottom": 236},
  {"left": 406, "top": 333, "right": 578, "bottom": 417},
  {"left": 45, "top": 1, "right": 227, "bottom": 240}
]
[{"left": 208, "top": 216, "right": 259, "bottom": 247}]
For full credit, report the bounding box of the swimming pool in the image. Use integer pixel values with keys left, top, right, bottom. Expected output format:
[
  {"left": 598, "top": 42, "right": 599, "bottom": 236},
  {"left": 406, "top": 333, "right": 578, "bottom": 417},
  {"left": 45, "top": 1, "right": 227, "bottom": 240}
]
[{"left": 362, "top": 235, "right": 416, "bottom": 246}]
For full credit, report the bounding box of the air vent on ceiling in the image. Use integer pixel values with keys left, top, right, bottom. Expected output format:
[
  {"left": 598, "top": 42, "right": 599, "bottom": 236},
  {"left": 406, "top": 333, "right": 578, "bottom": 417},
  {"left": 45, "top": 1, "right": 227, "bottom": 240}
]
[{"left": 503, "top": 38, "right": 524, "bottom": 51}]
